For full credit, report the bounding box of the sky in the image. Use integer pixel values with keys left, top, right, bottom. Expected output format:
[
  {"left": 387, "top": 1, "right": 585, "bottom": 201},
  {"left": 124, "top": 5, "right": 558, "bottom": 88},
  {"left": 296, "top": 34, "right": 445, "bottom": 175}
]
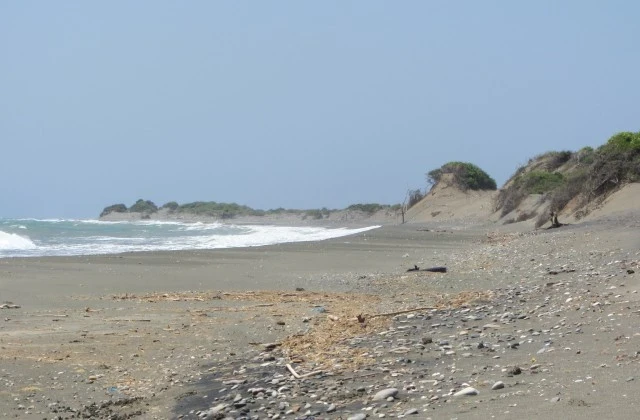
[{"left": 2, "top": 1, "right": 639, "bottom": 218}]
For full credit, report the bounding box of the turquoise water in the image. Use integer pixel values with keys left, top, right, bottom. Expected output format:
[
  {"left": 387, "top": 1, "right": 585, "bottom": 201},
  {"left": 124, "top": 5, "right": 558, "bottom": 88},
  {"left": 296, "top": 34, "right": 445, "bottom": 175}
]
[{"left": 0, "top": 218, "right": 379, "bottom": 258}]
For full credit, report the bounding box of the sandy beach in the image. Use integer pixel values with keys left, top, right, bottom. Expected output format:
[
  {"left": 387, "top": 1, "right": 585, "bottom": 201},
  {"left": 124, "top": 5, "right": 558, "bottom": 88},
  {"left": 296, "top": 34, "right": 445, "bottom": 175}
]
[{"left": 1, "top": 215, "right": 639, "bottom": 419}]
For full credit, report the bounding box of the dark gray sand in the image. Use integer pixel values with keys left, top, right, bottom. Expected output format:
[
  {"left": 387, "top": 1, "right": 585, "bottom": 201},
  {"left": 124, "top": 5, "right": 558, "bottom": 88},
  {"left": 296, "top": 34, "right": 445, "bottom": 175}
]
[{"left": 1, "top": 218, "right": 639, "bottom": 419}]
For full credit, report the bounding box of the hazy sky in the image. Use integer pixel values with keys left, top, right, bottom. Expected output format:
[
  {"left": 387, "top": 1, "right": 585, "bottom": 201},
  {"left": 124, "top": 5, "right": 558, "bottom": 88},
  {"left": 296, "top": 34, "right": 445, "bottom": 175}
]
[{"left": 2, "top": 1, "right": 639, "bottom": 218}]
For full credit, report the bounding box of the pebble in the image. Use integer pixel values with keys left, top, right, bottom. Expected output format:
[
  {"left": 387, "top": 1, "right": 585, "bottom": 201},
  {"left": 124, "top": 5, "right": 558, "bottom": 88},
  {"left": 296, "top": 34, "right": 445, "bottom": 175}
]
[
  {"left": 372, "top": 388, "right": 398, "bottom": 401},
  {"left": 492, "top": 381, "right": 505, "bottom": 390},
  {"left": 453, "top": 387, "right": 479, "bottom": 396},
  {"left": 347, "top": 413, "right": 368, "bottom": 420}
]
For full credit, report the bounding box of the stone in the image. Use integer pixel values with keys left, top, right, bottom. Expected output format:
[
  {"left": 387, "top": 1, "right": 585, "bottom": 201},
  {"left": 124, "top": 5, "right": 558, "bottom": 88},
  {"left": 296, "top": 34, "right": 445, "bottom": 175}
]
[
  {"left": 507, "top": 366, "right": 522, "bottom": 376},
  {"left": 453, "top": 387, "right": 479, "bottom": 397},
  {"left": 347, "top": 413, "right": 368, "bottom": 420},
  {"left": 204, "top": 403, "right": 227, "bottom": 418},
  {"left": 404, "top": 407, "right": 419, "bottom": 415},
  {"left": 372, "top": 388, "right": 399, "bottom": 401},
  {"left": 491, "top": 381, "right": 505, "bottom": 390}
]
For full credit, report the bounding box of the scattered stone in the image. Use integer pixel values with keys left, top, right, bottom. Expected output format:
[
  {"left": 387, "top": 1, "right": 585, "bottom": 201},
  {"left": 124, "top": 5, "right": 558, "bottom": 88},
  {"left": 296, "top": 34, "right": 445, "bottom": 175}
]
[
  {"left": 507, "top": 366, "right": 522, "bottom": 376},
  {"left": 372, "top": 388, "right": 399, "bottom": 401},
  {"left": 492, "top": 381, "right": 505, "bottom": 390},
  {"left": 453, "top": 387, "right": 479, "bottom": 397}
]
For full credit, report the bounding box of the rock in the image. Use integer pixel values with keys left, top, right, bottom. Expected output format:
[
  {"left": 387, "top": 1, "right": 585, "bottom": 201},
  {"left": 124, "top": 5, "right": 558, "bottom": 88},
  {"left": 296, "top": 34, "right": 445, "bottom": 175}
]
[
  {"left": 326, "top": 403, "right": 336, "bottom": 413},
  {"left": 453, "top": 387, "right": 479, "bottom": 396},
  {"left": 507, "top": 366, "right": 522, "bottom": 376},
  {"left": 372, "top": 388, "right": 398, "bottom": 401},
  {"left": 404, "top": 407, "right": 419, "bottom": 415},
  {"left": 491, "top": 381, "right": 505, "bottom": 390},
  {"left": 347, "top": 413, "right": 367, "bottom": 420},
  {"left": 204, "top": 403, "right": 227, "bottom": 418}
]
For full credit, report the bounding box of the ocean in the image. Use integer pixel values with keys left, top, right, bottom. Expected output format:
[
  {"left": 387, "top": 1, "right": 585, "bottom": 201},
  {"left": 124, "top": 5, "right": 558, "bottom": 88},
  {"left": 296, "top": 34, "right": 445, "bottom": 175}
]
[{"left": 0, "top": 218, "right": 380, "bottom": 258}]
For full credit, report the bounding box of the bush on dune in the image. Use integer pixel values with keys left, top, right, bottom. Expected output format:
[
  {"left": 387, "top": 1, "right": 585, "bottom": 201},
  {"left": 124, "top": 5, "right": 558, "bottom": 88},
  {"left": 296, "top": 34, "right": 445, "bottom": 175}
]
[
  {"left": 427, "top": 162, "right": 497, "bottom": 191},
  {"left": 129, "top": 199, "right": 158, "bottom": 213},
  {"left": 495, "top": 131, "right": 640, "bottom": 223},
  {"left": 100, "top": 203, "right": 127, "bottom": 217}
]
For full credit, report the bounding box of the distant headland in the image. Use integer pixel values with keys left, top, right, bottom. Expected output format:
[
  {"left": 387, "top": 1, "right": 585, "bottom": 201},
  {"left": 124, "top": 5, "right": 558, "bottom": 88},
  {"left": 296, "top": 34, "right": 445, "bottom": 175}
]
[{"left": 101, "top": 131, "right": 640, "bottom": 228}]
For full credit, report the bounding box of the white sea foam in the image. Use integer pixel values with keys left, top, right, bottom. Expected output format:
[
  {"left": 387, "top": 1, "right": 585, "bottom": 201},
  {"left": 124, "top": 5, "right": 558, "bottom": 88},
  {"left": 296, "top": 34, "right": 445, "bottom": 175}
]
[
  {"left": 0, "top": 219, "right": 380, "bottom": 258},
  {"left": 0, "top": 230, "right": 37, "bottom": 250}
]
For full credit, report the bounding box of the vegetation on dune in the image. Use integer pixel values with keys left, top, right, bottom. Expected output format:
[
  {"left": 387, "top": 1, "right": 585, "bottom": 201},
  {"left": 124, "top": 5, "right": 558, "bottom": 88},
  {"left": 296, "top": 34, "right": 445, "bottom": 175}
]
[
  {"left": 494, "top": 131, "right": 640, "bottom": 226},
  {"left": 346, "top": 203, "right": 389, "bottom": 214},
  {"left": 100, "top": 203, "right": 127, "bottom": 217},
  {"left": 100, "top": 200, "right": 400, "bottom": 219},
  {"left": 161, "top": 201, "right": 179, "bottom": 211},
  {"left": 516, "top": 171, "right": 565, "bottom": 195},
  {"left": 427, "top": 162, "right": 497, "bottom": 191},
  {"left": 176, "top": 201, "right": 262, "bottom": 218},
  {"left": 129, "top": 199, "right": 158, "bottom": 214}
]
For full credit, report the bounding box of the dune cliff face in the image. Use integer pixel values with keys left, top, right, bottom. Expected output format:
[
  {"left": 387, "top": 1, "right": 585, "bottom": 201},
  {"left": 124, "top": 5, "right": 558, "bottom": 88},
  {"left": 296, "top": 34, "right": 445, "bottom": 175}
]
[{"left": 404, "top": 174, "right": 496, "bottom": 226}]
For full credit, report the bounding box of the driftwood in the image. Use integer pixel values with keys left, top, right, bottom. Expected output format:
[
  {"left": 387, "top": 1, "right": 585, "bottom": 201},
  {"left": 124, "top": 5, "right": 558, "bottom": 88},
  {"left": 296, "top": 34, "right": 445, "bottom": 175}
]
[
  {"left": 423, "top": 266, "right": 447, "bottom": 273},
  {"left": 365, "top": 306, "right": 436, "bottom": 319},
  {"left": 285, "top": 363, "right": 323, "bottom": 379},
  {"left": 548, "top": 211, "right": 563, "bottom": 229},
  {"left": 407, "top": 265, "right": 447, "bottom": 273}
]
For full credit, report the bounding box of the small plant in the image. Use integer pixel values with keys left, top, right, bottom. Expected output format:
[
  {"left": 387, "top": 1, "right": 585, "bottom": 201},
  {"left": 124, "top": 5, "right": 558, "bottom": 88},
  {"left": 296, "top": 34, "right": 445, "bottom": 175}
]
[{"left": 407, "top": 189, "right": 424, "bottom": 208}]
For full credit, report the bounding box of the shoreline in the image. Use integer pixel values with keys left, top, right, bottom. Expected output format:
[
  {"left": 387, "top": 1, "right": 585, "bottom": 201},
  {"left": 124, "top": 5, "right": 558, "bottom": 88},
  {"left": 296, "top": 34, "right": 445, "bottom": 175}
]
[{"left": 1, "top": 219, "right": 639, "bottom": 419}]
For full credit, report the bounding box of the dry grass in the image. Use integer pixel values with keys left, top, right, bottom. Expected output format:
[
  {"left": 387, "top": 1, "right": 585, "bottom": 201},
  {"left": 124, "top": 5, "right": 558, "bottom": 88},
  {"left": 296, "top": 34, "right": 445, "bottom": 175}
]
[{"left": 279, "top": 289, "right": 494, "bottom": 373}]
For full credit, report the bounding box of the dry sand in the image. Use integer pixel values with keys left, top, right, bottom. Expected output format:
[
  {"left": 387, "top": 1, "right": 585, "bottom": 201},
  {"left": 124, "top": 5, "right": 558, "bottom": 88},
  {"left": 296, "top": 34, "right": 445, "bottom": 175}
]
[{"left": 1, "top": 207, "right": 639, "bottom": 419}]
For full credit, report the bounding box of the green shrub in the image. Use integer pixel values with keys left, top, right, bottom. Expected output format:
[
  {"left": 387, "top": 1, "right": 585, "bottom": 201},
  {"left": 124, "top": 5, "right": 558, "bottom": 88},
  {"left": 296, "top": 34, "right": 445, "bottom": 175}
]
[
  {"left": 100, "top": 203, "right": 127, "bottom": 217},
  {"left": 515, "top": 171, "right": 565, "bottom": 194},
  {"left": 496, "top": 131, "right": 640, "bottom": 222},
  {"left": 161, "top": 201, "right": 179, "bottom": 211},
  {"left": 347, "top": 203, "right": 386, "bottom": 214},
  {"left": 129, "top": 199, "right": 158, "bottom": 213},
  {"left": 605, "top": 131, "right": 640, "bottom": 151},
  {"left": 427, "top": 162, "right": 497, "bottom": 191},
  {"left": 575, "top": 147, "right": 595, "bottom": 165},
  {"left": 177, "top": 201, "right": 262, "bottom": 218},
  {"left": 545, "top": 151, "right": 573, "bottom": 171}
]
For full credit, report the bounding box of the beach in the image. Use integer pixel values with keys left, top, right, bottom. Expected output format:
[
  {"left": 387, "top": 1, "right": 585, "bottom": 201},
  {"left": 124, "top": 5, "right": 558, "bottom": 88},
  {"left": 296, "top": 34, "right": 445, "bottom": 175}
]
[{"left": 1, "top": 216, "right": 639, "bottom": 419}]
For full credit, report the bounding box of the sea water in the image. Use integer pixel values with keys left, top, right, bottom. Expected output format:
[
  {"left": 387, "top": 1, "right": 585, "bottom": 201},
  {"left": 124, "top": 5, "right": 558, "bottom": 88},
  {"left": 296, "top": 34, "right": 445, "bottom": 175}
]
[{"left": 0, "top": 218, "right": 379, "bottom": 258}]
